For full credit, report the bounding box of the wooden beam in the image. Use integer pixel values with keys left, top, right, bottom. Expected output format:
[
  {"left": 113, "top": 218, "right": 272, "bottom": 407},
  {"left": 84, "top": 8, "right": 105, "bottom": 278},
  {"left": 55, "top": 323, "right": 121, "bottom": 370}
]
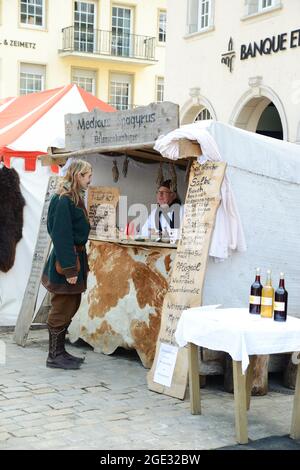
[
  {"left": 40, "top": 138, "right": 201, "bottom": 166},
  {"left": 179, "top": 139, "right": 202, "bottom": 158},
  {"left": 44, "top": 142, "right": 157, "bottom": 160},
  {"left": 128, "top": 149, "right": 188, "bottom": 167},
  {"left": 40, "top": 147, "right": 190, "bottom": 167},
  {"left": 40, "top": 155, "right": 67, "bottom": 166}
]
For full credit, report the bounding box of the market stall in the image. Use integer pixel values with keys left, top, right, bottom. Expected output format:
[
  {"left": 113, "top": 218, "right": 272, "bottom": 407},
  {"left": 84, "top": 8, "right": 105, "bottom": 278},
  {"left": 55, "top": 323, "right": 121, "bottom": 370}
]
[
  {"left": 41, "top": 102, "right": 190, "bottom": 368},
  {"left": 34, "top": 103, "right": 300, "bottom": 395}
]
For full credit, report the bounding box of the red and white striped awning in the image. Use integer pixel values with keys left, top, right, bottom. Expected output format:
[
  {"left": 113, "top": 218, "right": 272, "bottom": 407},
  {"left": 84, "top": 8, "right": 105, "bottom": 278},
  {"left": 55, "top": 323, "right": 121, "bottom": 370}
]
[{"left": 0, "top": 84, "right": 115, "bottom": 171}]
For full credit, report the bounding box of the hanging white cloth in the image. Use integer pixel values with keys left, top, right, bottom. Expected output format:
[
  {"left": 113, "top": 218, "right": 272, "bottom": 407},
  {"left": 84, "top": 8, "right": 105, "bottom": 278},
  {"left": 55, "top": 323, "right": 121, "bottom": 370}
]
[{"left": 154, "top": 122, "right": 247, "bottom": 259}]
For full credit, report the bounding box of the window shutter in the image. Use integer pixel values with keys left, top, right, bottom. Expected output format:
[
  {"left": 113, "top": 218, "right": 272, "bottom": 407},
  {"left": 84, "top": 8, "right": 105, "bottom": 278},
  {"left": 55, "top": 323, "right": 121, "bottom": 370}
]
[
  {"left": 245, "top": 0, "right": 259, "bottom": 15},
  {"left": 208, "top": 0, "right": 214, "bottom": 28},
  {"left": 187, "top": 0, "right": 199, "bottom": 34}
]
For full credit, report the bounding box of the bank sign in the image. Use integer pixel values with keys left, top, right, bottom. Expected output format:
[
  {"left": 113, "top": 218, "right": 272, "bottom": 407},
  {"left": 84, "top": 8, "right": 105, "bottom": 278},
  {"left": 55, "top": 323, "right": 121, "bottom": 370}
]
[
  {"left": 222, "top": 28, "right": 300, "bottom": 71},
  {"left": 241, "top": 28, "right": 300, "bottom": 60}
]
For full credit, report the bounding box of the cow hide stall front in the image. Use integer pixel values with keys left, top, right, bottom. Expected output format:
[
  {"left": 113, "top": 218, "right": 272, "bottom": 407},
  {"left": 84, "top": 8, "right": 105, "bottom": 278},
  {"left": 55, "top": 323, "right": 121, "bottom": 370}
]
[
  {"left": 0, "top": 165, "right": 26, "bottom": 273},
  {"left": 68, "top": 240, "right": 176, "bottom": 368}
]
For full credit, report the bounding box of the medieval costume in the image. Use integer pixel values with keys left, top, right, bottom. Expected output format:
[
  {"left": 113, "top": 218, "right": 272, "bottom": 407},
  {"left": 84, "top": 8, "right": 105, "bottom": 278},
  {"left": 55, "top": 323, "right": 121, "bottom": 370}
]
[{"left": 42, "top": 164, "right": 91, "bottom": 370}]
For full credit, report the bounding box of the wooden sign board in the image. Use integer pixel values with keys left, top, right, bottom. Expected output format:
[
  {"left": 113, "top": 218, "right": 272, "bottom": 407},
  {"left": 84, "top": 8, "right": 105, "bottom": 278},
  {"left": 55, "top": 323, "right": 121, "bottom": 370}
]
[
  {"left": 87, "top": 186, "right": 120, "bottom": 239},
  {"left": 14, "top": 176, "right": 60, "bottom": 346},
  {"left": 147, "top": 161, "right": 227, "bottom": 399},
  {"left": 64, "top": 102, "right": 179, "bottom": 152}
]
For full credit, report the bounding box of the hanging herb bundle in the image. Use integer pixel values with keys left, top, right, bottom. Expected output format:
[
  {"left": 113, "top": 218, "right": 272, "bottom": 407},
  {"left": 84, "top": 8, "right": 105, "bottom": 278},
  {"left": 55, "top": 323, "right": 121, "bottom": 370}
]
[
  {"left": 169, "top": 163, "right": 177, "bottom": 193},
  {"left": 112, "top": 160, "right": 119, "bottom": 182},
  {"left": 185, "top": 159, "right": 193, "bottom": 183},
  {"left": 122, "top": 155, "right": 129, "bottom": 177},
  {"left": 156, "top": 162, "right": 164, "bottom": 188}
]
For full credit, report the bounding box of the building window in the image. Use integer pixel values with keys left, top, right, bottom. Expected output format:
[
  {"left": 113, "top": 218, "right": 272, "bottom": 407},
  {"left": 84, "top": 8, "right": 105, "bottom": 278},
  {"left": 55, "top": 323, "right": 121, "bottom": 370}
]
[
  {"left": 259, "top": 0, "right": 274, "bottom": 9},
  {"left": 245, "top": 0, "right": 278, "bottom": 16},
  {"left": 112, "top": 6, "right": 132, "bottom": 57},
  {"left": 187, "top": 0, "right": 213, "bottom": 34},
  {"left": 20, "top": 63, "right": 45, "bottom": 95},
  {"left": 198, "top": 0, "right": 210, "bottom": 30},
  {"left": 156, "top": 77, "right": 164, "bottom": 102},
  {"left": 109, "top": 73, "right": 132, "bottom": 110},
  {"left": 72, "top": 68, "right": 96, "bottom": 94},
  {"left": 74, "top": 1, "right": 96, "bottom": 53},
  {"left": 194, "top": 108, "right": 212, "bottom": 121},
  {"left": 20, "top": 0, "right": 45, "bottom": 27},
  {"left": 158, "top": 11, "right": 166, "bottom": 42}
]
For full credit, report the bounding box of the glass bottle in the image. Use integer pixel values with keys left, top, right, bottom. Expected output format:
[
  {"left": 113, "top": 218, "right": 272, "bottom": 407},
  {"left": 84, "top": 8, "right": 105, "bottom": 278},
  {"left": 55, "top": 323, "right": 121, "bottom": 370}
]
[
  {"left": 274, "top": 273, "right": 288, "bottom": 322},
  {"left": 261, "top": 269, "right": 274, "bottom": 318},
  {"left": 249, "top": 267, "right": 262, "bottom": 314}
]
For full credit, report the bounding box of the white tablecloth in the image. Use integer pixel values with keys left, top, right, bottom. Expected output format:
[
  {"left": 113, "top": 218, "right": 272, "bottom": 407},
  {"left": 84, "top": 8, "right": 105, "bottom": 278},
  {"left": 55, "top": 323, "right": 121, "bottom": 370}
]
[{"left": 175, "top": 307, "right": 300, "bottom": 373}]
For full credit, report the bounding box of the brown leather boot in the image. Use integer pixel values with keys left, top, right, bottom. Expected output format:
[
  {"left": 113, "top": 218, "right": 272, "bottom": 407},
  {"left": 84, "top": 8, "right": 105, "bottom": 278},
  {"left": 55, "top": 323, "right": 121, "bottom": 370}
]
[
  {"left": 64, "top": 325, "right": 85, "bottom": 364},
  {"left": 46, "top": 327, "right": 81, "bottom": 370}
]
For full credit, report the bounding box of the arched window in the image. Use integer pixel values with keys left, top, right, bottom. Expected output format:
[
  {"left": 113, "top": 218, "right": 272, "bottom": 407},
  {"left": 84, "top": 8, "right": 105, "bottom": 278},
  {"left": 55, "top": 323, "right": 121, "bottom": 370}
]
[{"left": 194, "top": 108, "right": 212, "bottom": 121}]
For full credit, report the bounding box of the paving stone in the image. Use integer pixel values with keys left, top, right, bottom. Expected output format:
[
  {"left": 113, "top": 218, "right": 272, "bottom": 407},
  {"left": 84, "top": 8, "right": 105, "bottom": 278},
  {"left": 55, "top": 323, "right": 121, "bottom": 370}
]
[
  {"left": 2, "top": 392, "right": 32, "bottom": 399},
  {"left": 0, "top": 409, "right": 28, "bottom": 419},
  {"left": 42, "top": 421, "right": 76, "bottom": 431},
  {"left": 1, "top": 386, "right": 30, "bottom": 393},
  {"left": 0, "top": 424, "right": 22, "bottom": 433},
  {"left": 30, "top": 387, "right": 57, "bottom": 394},
  {"left": 10, "top": 427, "right": 44, "bottom": 438},
  {"left": 0, "top": 329, "right": 298, "bottom": 450},
  {"left": 43, "top": 408, "right": 75, "bottom": 417}
]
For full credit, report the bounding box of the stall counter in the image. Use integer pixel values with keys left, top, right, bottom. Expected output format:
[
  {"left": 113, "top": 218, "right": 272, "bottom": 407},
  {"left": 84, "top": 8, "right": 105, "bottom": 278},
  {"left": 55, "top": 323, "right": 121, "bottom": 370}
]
[{"left": 68, "top": 237, "right": 177, "bottom": 367}]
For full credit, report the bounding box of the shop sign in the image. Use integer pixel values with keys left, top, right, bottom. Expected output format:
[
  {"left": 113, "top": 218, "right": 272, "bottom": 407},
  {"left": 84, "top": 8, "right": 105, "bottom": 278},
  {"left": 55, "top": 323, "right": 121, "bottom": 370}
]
[
  {"left": 221, "top": 37, "right": 236, "bottom": 72},
  {"left": 0, "top": 38, "right": 37, "bottom": 49},
  {"left": 240, "top": 28, "right": 300, "bottom": 60},
  {"left": 65, "top": 102, "right": 179, "bottom": 151}
]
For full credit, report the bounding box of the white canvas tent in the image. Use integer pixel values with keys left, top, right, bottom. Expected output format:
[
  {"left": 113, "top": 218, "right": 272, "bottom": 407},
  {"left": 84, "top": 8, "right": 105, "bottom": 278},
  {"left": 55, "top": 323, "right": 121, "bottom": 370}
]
[
  {"left": 154, "top": 120, "right": 300, "bottom": 316},
  {"left": 2, "top": 113, "right": 300, "bottom": 327},
  {"left": 57, "top": 117, "right": 300, "bottom": 362},
  {"left": 0, "top": 85, "right": 114, "bottom": 326}
]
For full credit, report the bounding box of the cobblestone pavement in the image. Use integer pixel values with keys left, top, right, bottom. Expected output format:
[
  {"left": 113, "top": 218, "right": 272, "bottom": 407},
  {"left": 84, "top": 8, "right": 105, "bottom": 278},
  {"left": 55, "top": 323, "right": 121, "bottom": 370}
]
[{"left": 0, "top": 329, "right": 299, "bottom": 450}]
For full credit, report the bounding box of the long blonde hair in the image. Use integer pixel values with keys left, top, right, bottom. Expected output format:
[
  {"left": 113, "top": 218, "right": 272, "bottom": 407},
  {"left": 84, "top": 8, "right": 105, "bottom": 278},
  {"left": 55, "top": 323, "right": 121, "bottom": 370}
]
[{"left": 58, "top": 159, "right": 92, "bottom": 206}]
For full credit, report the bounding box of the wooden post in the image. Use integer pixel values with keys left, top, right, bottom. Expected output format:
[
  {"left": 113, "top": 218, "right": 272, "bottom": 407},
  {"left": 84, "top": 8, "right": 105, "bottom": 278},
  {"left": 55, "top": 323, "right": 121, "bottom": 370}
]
[
  {"left": 14, "top": 176, "right": 59, "bottom": 346},
  {"left": 232, "top": 360, "right": 248, "bottom": 444},
  {"left": 32, "top": 291, "right": 51, "bottom": 325},
  {"left": 251, "top": 354, "right": 269, "bottom": 395},
  {"left": 284, "top": 354, "right": 298, "bottom": 389},
  {"left": 246, "top": 355, "right": 255, "bottom": 411},
  {"left": 188, "top": 343, "right": 201, "bottom": 415},
  {"left": 290, "top": 363, "right": 300, "bottom": 439}
]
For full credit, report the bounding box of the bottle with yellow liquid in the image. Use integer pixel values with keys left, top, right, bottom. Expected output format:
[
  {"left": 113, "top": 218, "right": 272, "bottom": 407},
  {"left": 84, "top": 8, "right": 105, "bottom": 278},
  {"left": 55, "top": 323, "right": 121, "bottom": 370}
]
[{"left": 261, "top": 269, "right": 274, "bottom": 318}]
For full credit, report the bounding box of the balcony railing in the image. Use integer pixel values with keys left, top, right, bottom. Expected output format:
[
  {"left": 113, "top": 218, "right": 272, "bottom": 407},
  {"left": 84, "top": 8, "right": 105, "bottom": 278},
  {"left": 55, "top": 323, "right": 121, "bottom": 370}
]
[{"left": 61, "top": 26, "right": 156, "bottom": 61}]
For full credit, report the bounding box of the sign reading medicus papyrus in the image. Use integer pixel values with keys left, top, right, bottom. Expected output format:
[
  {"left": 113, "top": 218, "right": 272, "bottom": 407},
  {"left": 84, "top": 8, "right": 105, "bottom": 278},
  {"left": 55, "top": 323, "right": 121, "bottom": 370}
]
[
  {"left": 148, "top": 161, "right": 227, "bottom": 399},
  {"left": 87, "top": 186, "right": 119, "bottom": 239},
  {"left": 64, "top": 102, "right": 179, "bottom": 151}
]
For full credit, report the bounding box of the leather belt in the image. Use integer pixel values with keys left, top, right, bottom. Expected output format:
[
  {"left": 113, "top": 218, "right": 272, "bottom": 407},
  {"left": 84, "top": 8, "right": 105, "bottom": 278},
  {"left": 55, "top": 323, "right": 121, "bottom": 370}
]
[{"left": 75, "top": 245, "right": 85, "bottom": 253}]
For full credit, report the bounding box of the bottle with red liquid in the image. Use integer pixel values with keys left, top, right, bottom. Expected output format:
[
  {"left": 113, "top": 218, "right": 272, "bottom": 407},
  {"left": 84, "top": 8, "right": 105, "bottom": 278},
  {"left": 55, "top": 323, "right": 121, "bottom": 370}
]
[
  {"left": 274, "top": 272, "right": 288, "bottom": 322},
  {"left": 249, "top": 267, "right": 262, "bottom": 314}
]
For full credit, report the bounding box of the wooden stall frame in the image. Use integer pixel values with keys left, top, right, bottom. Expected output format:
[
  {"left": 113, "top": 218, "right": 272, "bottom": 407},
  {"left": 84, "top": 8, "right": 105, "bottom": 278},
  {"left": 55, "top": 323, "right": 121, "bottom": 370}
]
[{"left": 14, "top": 102, "right": 202, "bottom": 347}]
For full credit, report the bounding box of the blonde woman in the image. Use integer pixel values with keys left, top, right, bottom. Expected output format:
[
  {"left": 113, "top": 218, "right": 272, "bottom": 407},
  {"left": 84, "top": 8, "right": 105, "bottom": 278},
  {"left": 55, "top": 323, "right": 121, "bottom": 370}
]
[{"left": 42, "top": 159, "right": 92, "bottom": 370}]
